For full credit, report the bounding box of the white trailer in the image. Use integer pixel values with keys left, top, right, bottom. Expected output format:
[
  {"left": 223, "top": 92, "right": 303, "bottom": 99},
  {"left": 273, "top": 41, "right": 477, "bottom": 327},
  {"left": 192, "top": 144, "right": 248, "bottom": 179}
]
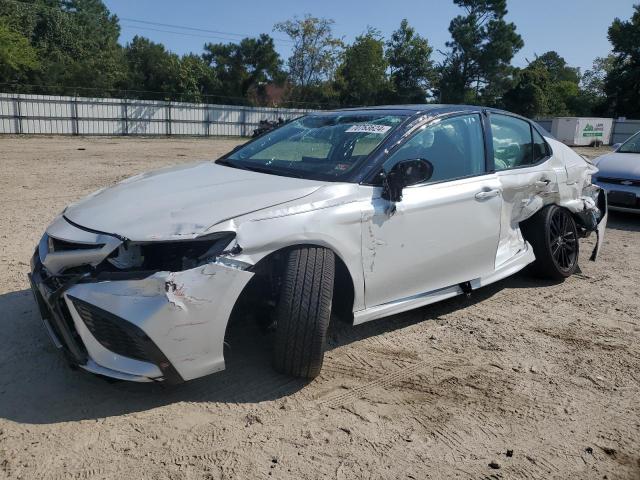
[{"left": 551, "top": 117, "right": 614, "bottom": 146}]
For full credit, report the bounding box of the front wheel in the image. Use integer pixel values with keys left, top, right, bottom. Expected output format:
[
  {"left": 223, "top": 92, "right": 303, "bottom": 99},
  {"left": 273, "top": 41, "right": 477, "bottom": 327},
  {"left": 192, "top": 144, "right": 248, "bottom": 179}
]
[
  {"left": 521, "top": 205, "right": 580, "bottom": 280},
  {"left": 272, "top": 247, "right": 335, "bottom": 378}
]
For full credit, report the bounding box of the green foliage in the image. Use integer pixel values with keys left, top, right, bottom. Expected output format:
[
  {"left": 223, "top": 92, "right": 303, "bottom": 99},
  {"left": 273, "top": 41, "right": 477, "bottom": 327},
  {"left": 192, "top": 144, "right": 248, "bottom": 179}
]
[
  {"left": 0, "top": 0, "right": 634, "bottom": 115},
  {"left": 503, "top": 51, "right": 584, "bottom": 117},
  {"left": 337, "top": 28, "right": 388, "bottom": 106},
  {"left": 274, "top": 15, "right": 343, "bottom": 102},
  {"left": 0, "top": 0, "right": 124, "bottom": 95},
  {"left": 604, "top": 4, "right": 640, "bottom": 118},
  {"left": 385, "top": 20, "right": 436, "bottom": 103},
  {"left": 578, "top": 56, "right": 615, "bottom": 115},
  {"left": 439, "top": 0, "right": 523, "bottom": 105},
  {"left": 0, "top": 19, "right": 39, "bottom": 82},
  {"left": 122, "top": 36, "right": 180, "bottom": 98},
  {"left": 203, "top": 33, "right": 283, "bottom": 102}
]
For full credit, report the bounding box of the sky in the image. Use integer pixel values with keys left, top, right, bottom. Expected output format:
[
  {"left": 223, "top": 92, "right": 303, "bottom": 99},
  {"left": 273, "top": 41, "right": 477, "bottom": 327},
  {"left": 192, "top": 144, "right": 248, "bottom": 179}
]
[{"left": 103, "top": 0, "right": 636, "bottom": 73}]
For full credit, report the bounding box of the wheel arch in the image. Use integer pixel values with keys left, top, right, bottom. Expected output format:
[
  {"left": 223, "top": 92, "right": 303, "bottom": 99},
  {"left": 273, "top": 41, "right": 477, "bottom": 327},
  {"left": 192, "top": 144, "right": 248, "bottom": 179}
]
[{"left": 223, "top": 242, "right": 357, "bottom": 352}]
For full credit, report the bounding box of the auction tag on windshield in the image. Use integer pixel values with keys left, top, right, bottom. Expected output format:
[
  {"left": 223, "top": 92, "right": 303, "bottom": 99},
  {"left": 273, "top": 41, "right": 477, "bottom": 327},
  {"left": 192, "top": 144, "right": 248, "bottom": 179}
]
[{"left": 345, "top": 124, "right": 391, "bottom": 134}]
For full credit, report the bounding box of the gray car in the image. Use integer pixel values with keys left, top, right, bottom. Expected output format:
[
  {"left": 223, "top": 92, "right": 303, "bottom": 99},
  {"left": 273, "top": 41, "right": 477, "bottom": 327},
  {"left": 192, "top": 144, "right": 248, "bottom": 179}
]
[{"left": 594, "top": 131, "right": 640, "bottom": 213}]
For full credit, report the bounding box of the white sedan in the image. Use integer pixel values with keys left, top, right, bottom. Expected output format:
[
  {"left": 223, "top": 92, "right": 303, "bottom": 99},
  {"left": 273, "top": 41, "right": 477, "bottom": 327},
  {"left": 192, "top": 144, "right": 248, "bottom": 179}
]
[{"left": 29, "top": 106, "right": 607, "bottom": 384}]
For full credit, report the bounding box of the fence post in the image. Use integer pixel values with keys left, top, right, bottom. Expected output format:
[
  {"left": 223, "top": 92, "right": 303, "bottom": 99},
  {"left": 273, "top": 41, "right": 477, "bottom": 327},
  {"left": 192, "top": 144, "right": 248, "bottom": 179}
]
[
  {"left": 122, "top": 98, "right": 129, "bottom": 136},
  {"left": 204, "top": 104, "right": 210, "bottom": 137},
  {"left": 13, "top": 96, "right": 22, "bottom": 134},
  {"left": 166, "top": 101, "right": 172, "bottom": 136},
  {"left": 71, "top": 96, "right": 79, "bottom": 135}
]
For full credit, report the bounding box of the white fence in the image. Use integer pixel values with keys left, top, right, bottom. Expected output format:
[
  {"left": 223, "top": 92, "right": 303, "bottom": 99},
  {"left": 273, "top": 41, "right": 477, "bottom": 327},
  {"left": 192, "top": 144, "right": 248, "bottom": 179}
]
[
  {"left": 536, "top": 117, "right": 640, "bottom": 145},
  {"left": 0, "top": 93, "right": 312, "bottom": 137}
]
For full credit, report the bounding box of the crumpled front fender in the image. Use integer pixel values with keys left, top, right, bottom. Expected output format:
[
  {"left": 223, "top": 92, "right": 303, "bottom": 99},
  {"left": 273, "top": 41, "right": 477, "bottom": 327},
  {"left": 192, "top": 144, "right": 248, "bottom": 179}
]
[{"left": 65, "top": 262, "right": 253, "bottom": 381}]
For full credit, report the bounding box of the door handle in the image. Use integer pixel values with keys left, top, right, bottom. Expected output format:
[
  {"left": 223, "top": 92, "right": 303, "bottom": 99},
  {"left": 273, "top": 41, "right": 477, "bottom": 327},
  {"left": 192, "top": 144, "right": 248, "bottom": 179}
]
[
  {"left": 534, "top": 179, "right": 551, "bottom": 188},
  {"left": 475, "top": 189, "right": 500, "bottom": 200}
]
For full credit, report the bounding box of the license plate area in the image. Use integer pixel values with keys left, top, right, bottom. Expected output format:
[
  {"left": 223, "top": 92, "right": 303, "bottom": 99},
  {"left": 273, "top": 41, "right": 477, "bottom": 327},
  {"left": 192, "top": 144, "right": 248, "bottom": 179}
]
[{"left": 608, "top": 190, "right": 637, "bottom": 207}]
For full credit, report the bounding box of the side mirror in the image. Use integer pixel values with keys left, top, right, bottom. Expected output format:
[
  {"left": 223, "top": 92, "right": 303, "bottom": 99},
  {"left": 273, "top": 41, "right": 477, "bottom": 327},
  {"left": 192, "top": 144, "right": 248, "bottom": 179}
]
[
  {"left": 612, "top": 143, "right": 621, "bottom": 151},
  {"left": 381, "top": 159, "right": 434, "bottom": 202}
]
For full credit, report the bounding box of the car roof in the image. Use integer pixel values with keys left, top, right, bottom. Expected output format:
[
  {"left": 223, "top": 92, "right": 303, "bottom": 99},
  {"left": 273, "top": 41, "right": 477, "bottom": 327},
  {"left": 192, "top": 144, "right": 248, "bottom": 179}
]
[{"left": 313, "top": 104, "right": 519, "bottom": 118}]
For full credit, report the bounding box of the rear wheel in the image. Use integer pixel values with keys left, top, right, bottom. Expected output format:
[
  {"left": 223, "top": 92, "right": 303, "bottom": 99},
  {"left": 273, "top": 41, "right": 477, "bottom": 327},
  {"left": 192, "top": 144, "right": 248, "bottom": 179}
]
[
  {"left": 521, "top": 205, "right": 579, "bottom": 280},
  {"left": 272, "top": 247, "right": 335, "bottom": 378}
]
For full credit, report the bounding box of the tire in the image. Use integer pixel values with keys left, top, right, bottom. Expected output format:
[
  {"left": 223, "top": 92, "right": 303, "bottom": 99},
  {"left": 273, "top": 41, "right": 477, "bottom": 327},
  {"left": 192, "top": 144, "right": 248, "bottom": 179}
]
[
  {"left": 272, "top": 247, "right": 335, "bottom": 378},
  {"left": 521, "top": 205, "right": 580, "bottom": 280}
]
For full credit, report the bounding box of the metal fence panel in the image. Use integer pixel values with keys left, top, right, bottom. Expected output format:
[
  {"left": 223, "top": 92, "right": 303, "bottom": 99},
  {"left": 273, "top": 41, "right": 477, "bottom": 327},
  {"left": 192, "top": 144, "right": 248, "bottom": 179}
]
[
  {"left": 0, "top": 93, "right": 312, "bottom": 137},
  {"left": 612, "top": 120, "right": 640, "bottom": 144}
]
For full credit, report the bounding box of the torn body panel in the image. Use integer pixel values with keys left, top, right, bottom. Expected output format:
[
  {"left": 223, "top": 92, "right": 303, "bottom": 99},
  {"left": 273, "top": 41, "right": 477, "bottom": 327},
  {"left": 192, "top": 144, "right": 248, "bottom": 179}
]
[
  {"left": 496, "top": 138, "right": 607, "bottom": 266},
  {"left": 33, "top": 216, "right": 254, "bottom": 382},
  {"left": 65, "top": 263, "right": 253, "bottom": 381}
]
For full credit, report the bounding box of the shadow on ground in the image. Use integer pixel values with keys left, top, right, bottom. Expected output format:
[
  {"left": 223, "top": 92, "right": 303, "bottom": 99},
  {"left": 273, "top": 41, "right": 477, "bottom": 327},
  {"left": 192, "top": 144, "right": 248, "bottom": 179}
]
[
  {"left": 606, "top": 211, "right": 639, "bottom": 232},
  {"left": 0, "top": 230, "right": 602, "bottom": 427}
]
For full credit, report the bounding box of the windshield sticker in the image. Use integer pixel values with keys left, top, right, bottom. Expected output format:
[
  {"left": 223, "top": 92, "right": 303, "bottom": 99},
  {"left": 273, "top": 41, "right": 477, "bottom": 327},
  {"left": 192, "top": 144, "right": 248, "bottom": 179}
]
[{"left": 345, "top": 124, "right": 392, "bottom": 134}]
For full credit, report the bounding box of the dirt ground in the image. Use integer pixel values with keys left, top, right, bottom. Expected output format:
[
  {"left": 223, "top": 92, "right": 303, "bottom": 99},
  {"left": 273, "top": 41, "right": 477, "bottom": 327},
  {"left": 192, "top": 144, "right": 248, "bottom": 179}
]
[{"left": 0, "top": 136, "right": 638, "bottom": 480}]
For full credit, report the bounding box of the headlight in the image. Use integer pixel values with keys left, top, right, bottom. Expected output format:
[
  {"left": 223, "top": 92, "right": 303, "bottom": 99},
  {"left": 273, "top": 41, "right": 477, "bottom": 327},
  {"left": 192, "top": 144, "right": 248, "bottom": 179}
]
[{"left": 106, "top": 232, "right": 236, "bottom": 272}]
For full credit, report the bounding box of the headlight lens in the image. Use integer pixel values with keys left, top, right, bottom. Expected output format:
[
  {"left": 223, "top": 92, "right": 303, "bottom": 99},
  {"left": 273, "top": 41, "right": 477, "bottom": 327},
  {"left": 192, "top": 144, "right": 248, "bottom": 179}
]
[{"left": 106, "top": 232, "right": 236, "bottom": 272}]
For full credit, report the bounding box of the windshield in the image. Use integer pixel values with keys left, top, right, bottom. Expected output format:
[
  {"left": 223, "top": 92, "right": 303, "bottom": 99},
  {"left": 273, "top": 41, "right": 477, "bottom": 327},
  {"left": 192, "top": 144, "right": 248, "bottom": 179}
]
[
  {"left": 220, "top": 113, "right": 405, "bottom": 181},
  {"left": 618, "top": 132, "right": 640, "bottom": 154}
]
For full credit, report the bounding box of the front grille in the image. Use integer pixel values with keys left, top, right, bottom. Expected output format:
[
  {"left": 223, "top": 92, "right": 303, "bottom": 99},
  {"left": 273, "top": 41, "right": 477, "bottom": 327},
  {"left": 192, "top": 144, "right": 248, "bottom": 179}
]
[
  {"left": 71, "top": 297, "right": 150, "bottom": 362},
  {"left": 69, "top": 296, "right": 184, "bottom": 383},
  {"left": 30, "top": 251, "right": 88, "bottom": 362},
  {"left": 597, "top": 177, "right": 640, "bottom": 187}
]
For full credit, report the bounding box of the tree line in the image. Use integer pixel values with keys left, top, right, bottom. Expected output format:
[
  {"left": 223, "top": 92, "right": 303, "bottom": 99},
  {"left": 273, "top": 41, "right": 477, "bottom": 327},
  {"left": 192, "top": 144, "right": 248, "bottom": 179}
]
[{"left": 0, "top": 0, "right": 638, "bottom": 118}]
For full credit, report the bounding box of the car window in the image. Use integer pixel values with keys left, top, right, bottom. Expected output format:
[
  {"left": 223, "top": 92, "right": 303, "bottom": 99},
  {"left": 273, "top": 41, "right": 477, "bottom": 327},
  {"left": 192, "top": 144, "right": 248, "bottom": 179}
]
[
  {"left": 384, "top": 114, "right": 486, "bottom": 183},
  {"left": 532, "top": 127, "right": 550, "bottom": 162},
  {"left": 618, "top": 132, "right": 640, "bottom": 154},
  {"left": 224, "top": 113, "right": 404, "bottom": 181},
  {"left": 491, "top": 114, "right": 535, "bottom": 170}
]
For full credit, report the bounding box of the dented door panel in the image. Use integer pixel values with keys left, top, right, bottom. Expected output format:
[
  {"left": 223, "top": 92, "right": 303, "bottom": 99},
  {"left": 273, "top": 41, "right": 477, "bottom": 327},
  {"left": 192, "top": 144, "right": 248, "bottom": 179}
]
[{"left": 362, "top": 175, "right": 502, "bottom": 309}]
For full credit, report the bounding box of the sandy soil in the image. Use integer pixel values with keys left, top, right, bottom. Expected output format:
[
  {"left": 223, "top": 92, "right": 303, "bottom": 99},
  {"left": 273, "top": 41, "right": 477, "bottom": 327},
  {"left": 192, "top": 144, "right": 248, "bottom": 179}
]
[{"left": 0, "top": 136, "right": 638, "bottom": 480}]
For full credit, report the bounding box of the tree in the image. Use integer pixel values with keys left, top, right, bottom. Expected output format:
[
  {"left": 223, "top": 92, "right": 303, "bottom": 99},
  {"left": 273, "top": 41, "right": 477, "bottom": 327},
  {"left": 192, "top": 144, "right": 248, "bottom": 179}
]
[
  {"left": 0, "top": 0, "right": 125, "bottom": 95},
  {"left": 579, "top": 55, "right": 615, "bottom": 115},
  {"left": 439, "top": 0, "right": 523, "bottom": 105},
  {"left": 337, "top": 28, "right": 388, "bottom": 106},
  {"left": 203, "top": 33, "right": 283, "bottom": 102},
  {"left": 122, "top": 36, "right": 180, "bottom": 98},
  {"left": 503, "top": 51, "right": 583, "bottom": 117},
  {"left": 503, "top": 65, "right": 549, "bottom": 118},
  {"left": 385, "top": 19, "right": 435, "bottom": 103},
  {"left": 274, "top": 15, "right": 343, "bottom": 101},
  {"left": 0, "top": 19, "right": 38, "bottom": 84},
  {"left": 177, "top": 54, "right": 219, "bottom": 103},
  {"left": 530, "top": 51, "right": 580, "bottom": 116},
  {"left": 604, "top": 4, "right": 640, "bottom": 118}
]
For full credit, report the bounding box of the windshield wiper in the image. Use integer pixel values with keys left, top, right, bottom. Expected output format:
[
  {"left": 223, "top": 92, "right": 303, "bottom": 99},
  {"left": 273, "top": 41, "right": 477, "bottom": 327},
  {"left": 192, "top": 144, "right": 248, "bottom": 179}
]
[
  {"left": 217, "top": 158, "right": 304, "bottom": 179},
  {"left": 241, "top": 164, "right": 304, "bottom": 178}
]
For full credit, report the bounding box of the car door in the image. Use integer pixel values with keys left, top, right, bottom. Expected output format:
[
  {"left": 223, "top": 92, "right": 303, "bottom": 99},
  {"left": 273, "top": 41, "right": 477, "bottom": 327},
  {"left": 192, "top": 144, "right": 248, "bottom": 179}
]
[
  {"left": 488, "top": 113, "right": 559, "bottom": 267},
  {"left": 362, "top": 113, "right": 502, "bottom": 309}
]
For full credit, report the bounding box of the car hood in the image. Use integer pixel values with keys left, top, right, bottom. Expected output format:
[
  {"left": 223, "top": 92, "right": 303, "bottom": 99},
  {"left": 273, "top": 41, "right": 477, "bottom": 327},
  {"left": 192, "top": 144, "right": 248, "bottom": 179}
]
[
  {"left": 594, "top": 152, "right": 640, "bottom": 180},
  {"left": 64, "top": 162, "right": 326, "bottom": 241}
]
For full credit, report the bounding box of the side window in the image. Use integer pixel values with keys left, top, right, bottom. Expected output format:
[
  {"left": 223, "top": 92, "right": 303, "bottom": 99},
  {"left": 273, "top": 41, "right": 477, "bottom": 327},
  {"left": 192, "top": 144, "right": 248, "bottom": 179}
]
[
  {"left": 532, "top": 127, "right": 550, "bottom": 163},
  {"left": 490, "top": 114, "right": 534, "bottom": 170},
  {"left": 384, "top": 114, "right": 485, "bottom": 183}
]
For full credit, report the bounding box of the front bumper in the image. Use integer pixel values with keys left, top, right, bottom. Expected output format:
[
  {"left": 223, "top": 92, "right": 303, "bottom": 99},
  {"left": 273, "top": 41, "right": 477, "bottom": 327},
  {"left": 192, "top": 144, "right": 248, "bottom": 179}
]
[
  {"left": 29, "top": 221, "right": 254, "bottom": 383},
  {"left": 594, "top": 180, "right": 640, "bottom": 213}
]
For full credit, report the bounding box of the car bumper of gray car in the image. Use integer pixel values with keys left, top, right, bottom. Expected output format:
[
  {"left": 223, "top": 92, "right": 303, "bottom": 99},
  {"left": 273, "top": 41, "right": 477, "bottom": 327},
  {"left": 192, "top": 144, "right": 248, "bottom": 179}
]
[{"left": 594, "top": 179, "right": 640, "bottom": 213}]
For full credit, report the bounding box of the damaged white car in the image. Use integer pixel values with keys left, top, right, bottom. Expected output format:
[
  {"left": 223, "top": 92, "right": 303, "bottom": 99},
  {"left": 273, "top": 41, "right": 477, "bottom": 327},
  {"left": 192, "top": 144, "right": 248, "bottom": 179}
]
[{"left": 29, "top": 106, "right": 607, "bottom": 384}]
